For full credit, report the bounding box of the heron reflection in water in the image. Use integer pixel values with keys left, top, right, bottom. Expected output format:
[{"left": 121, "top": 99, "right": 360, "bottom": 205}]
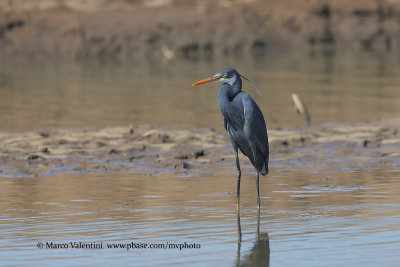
[{"left": 236, "top": 209, "right": 270, "bottom": 267}]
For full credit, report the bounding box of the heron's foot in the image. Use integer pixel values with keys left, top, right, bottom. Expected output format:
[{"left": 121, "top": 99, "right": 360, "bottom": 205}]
[
  {"left": 236, "top": 197, "right": 240, "bottom": 210},
  {"left": 236, "top": 171, "right": 241, "bottom": 179},
  {"left": 257, "top": 203, "right": 260, "bottom": 210}
]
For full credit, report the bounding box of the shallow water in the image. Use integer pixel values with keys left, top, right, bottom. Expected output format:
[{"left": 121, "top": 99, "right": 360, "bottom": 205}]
[
  {"left": 1, "top": 52, "right": 400, "bottom": 266},
  {"left": 1, "top": 52, "right": 400, "bottom": 131},
  {"left": 1, "top": 162, "right": 400, "bottom": 266}
]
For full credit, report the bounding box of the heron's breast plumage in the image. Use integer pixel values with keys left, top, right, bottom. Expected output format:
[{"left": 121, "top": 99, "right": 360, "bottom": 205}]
[{"left": 218, "top": 92, "right": 254, "bottom": 157}]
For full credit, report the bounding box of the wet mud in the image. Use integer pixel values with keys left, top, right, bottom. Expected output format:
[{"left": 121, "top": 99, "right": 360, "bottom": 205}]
[{"left": 1, "top": 118, "right": 399, "bottom": 178}]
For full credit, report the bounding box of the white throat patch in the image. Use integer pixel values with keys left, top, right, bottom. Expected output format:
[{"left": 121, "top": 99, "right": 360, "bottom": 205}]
[{"left": 220, "top": 77, "right": 236, "bottom": 85}]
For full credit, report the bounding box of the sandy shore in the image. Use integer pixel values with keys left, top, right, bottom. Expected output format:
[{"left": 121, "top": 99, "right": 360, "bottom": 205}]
[{"left": 1, "top": 118, "right": 399, "bottom": 178}]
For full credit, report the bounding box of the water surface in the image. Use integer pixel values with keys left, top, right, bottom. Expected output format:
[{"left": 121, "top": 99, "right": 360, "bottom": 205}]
[
  {"left": 1, "top": 163, "right": 400, "bottom": 266},
  {"left": 1, "top": 52, "right": 400, "bottom": 266},
  {"left": 1, "top": 52, "right": 400, "bottom": 131}
]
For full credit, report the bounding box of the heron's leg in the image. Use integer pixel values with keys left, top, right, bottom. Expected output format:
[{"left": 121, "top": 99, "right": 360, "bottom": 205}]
[
  {"left": 256, "top": 207, "right": 261, "bottom": 240},
  {"left": 235, "top": 150, "right": 241, "bottom": 209},
  {"left": 256, "top": 171, "right": 260, "bottom": 209},
  {"left": 237, "top": 205, "right": 242, "bottom": 242},
  {"left": 236, "top": 206, "right": 242, "bottom": 266}
]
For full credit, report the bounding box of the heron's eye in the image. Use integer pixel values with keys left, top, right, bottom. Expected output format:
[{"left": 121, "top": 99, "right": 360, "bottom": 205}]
[{"left": 222, "top": 73, "right": 227, "bottom": 78}]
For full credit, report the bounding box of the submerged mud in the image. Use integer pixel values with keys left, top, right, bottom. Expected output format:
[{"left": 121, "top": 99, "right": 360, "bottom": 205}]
[{"left": 0, "top": 118, "right": 399, "bottom": 178}]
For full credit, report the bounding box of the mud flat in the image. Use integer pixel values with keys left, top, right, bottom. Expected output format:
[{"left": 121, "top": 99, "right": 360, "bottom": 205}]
[{"left": 0, "top": 118, "right": 399, "bottom": 178}]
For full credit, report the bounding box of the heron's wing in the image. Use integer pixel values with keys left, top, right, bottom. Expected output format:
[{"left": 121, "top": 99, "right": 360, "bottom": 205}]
[
  {"left": 223, "top": 117, "right": 228, "bottom": 131},
  {"left": 242, "top": 95, "right": 269, "bottom": 157}
]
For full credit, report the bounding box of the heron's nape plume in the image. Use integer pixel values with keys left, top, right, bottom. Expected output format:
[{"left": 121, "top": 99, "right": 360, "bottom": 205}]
[{"left": 240, "top": 74, "right": 262, "bottom": 96}]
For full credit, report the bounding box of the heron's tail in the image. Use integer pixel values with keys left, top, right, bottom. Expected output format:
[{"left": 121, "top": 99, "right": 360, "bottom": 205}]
[{"left": 260, "top": 162, "right": 268, "bottom": 176}]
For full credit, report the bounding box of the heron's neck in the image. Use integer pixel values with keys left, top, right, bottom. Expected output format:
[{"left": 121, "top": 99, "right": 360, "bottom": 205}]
[{"left": 219, "top": 78, "right": 242, "bottom": 100}]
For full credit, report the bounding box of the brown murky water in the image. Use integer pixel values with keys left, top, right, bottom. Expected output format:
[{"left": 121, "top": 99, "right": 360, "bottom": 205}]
[
  {"left": 0, "top": 52, "right": 400, "bottom": 131},
  {"left": 1, "top": 164, "right": 400, "bottom": 266},
  {"left": 1, "top": 52, "right": 400, "bottom": 266}
]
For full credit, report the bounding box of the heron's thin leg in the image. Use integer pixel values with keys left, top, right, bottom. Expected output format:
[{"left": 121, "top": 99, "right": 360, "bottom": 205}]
[
  {"left": 235, "top": 150, "right": 241, "bottom": 209},
  {"left": 256, "top": 207, "right": 260, "bottom": 240},
  {"left": 237, "top": 206, "right": 242, "bottom": 242},
  {"left": 256, "top": 171, "right": 260, "bottom": 209},
  {"left": 236, "top": 207, "right": 242, "bottom": 267}
]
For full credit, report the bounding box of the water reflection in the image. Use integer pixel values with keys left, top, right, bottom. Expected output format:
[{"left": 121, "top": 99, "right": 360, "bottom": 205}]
[
  {"left": 1, "top": 52, "right": 400, "bottom": 131},
  {"left": 236, "top": 209, "right": 270, "bottom": 267},
  {"left": 0, "top": 165, "right": 400, "bottom": 266}
]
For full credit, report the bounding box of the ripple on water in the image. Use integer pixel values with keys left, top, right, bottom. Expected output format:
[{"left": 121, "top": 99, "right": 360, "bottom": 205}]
[{"left": 1, "top": 160, "right": 400, "bottom": 266}]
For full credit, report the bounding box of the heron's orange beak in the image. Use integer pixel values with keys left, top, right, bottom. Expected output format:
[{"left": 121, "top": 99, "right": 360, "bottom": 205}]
[{"left": 192, "top": 76, "right": 220, "bottom": 86}]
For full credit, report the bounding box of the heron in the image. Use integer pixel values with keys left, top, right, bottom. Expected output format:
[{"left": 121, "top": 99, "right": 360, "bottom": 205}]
[{"left": 192, "top": 68, "right": 269, "bottom": 209}]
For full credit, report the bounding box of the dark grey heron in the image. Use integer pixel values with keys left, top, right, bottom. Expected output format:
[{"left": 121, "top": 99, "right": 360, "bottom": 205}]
[{"left": 192, "top": 68, "right": 269, "bottom": 209}]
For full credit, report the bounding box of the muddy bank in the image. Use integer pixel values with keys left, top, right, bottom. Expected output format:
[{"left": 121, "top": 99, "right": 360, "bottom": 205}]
[
  {"left": 0, "top": 118, "right": 399, "bottom": 178},
  {"left": 1, "top": 0, "right": 400, "bottom": 60}
]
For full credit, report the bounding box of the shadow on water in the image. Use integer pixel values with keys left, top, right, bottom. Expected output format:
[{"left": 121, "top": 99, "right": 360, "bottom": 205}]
[{"left": 236, "top": 209, "right": 270, "bottom": 267}]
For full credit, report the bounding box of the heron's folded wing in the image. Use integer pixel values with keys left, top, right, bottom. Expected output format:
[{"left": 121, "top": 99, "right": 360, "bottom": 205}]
[{"left": 242, "top": 95, "right": 269, "bottom": 157}]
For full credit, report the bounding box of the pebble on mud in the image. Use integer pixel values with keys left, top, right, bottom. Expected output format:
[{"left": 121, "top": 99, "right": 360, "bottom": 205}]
[
  {"left": 194, "top": 150, "right": 205, "bottom": 158},
  {"left": 142, "top": 130, "right": 170, "bottom": 143},
  {"left": 109, "top": 149, "right": 119, "bottom": 154},
  {"left": 25, "top": 154, "right": 45, "bottom": 161},
  {"left": 39, "top": 147, "right": 49, "bottom": 153},
  {"left": 39, "top": 131, "right": 49, "bottom": 138},
  {"left": 97, "top": 141, "right": 107, "bottom": 147},
  {"left": 175, "top": 161, "right": 191, "bottom": 169},
  {"left": 363, "top": 140, "right": 369, "bottom": 147},
  {"left": 58, "top": 139, "right": 68, "bottom": 145},
  {"left": 175, "top": 150, "right": 205, "bottom": 160}
]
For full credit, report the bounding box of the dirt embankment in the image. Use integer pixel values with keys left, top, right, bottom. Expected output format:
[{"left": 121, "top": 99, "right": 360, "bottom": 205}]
[
  {"left": 0, "top": 118, "right": 399, "bottom": 178},
  {"left": 0, "top": 0, "right": 399, "bottom": 60}
]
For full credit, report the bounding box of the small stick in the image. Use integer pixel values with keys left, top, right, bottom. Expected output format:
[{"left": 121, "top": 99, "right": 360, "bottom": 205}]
[{"left": 291, "top": 93, "right": 312, "bottom": 126}]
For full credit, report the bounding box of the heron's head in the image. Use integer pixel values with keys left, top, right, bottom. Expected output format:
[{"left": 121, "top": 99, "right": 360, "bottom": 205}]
[
  {"left": 192, "top": 68, "right": 240, "bottom": 86},
  {"left": 192, "top": 67, "right": 261, "bottom": 95}
]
